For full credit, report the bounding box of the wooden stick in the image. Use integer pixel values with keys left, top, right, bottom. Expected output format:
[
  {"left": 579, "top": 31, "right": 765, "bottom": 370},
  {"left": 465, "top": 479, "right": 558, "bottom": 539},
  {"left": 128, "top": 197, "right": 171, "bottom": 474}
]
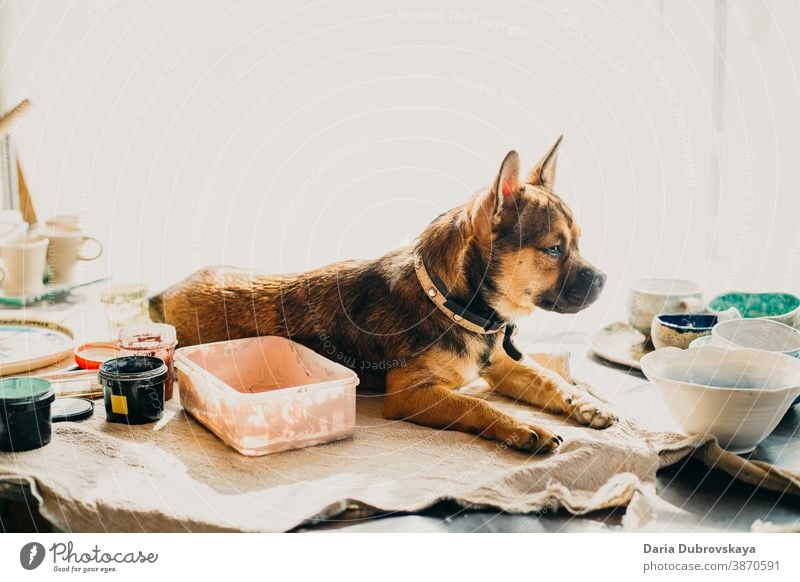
[
  {"left": 35, "top": 368, "right": 96, "bottom": 381},
  {"left": 17, "top": 158, "right": 37, "bottom": 224},
  {"left": 0, "top": 98, "right": 31, "bottom": 139},
  {"left": 33, "top": 369, "right": 104, "bottom": 399},
  {"left": 0, "top": 99, "right": 37, "bottom": 222}
]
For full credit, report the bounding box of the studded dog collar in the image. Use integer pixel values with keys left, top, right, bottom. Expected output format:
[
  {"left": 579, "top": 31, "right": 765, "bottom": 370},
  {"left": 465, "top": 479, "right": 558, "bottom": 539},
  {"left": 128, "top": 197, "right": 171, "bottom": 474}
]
[{"left": 413, "top": 255, "right": 523, "bottom": 360}]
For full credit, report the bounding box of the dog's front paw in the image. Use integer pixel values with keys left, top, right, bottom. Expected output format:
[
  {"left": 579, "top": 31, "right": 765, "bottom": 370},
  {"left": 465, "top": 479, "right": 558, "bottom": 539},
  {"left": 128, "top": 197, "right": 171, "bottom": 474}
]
[
  {"left": 564, "top": 393, "right": 618, "bottom": 429},
  {"left": 506, "top": 424, "right": 562, "bottom": 454}
]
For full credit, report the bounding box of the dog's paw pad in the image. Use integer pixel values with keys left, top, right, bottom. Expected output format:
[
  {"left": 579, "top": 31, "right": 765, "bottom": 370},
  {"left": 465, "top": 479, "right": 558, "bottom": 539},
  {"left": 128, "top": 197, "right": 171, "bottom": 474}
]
[
  {"left": 522, "top": 431, "right": 538, "bottom": 448},
  {"left": 515, "top": 428, "right": 561, "bottom": 454},
  {"left": 573, "top": 399, "right": 617, "bottom": 429}
]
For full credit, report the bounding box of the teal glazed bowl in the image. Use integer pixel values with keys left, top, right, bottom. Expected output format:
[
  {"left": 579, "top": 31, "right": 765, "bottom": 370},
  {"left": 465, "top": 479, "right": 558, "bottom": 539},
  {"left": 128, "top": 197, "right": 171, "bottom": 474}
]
[{"left": 708, "top": 292, "right": 800, "bottom": 329}]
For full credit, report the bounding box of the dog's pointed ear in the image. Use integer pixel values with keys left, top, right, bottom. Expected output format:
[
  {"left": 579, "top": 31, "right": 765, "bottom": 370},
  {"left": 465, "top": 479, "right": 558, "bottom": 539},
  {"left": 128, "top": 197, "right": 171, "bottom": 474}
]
[
  {"left": 467, "top": 150, "right": 520, "bottom": 242},
  {"left": 526, "top": 135, "right": 563, "bottom": 190}
]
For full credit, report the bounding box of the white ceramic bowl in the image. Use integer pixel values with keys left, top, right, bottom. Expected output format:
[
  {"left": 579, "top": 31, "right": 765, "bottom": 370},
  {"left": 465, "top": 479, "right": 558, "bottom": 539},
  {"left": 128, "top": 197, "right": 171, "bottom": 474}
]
[
  {"left": 640, "top": 346, "right": 800, "bottom": 454},
  {"left": 628, "top": 278, "right": 704, "bottom": 335},
  {"left": 712, "top": 318, "right": 800, "bottom": 357},
  {"left": 688, "top": 335, "right": 712, "bottom": 349}
]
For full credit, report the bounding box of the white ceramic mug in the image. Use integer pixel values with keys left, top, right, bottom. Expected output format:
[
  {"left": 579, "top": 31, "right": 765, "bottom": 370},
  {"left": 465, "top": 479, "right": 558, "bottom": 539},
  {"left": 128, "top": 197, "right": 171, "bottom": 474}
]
[
  {"left": 0, "top": 234, "right": 50, "bottom": 296},
  {"left": 40, "top": 227, "right": 103, "bottom": 284},
  {"left": 44, "top": 215, "right": 83, "bottom": 231},
  {"left": 0, "top": 210, "right": 27, "bottom": 246},
  {"left": 628, "top": 278, "right": 704, "bottom": 335}
]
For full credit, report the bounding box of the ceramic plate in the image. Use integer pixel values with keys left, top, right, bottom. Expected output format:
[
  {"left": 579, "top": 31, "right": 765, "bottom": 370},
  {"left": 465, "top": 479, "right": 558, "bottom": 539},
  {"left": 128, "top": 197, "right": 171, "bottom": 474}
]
[
  {"left": 590, "top": 321, "right": 653, "bottom": 371},
  {"left": 0, "top": 318, "right": 75, "bottom": 375},
  {"left": 0, "top": 277, "right": 107, "bottom": 307}
]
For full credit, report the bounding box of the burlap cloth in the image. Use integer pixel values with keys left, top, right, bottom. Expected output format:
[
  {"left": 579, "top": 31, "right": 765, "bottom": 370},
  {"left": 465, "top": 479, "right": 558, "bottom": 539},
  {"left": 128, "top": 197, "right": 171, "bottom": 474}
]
[{"left": 1, "top": 353, "right": 798, "bottom": 532}]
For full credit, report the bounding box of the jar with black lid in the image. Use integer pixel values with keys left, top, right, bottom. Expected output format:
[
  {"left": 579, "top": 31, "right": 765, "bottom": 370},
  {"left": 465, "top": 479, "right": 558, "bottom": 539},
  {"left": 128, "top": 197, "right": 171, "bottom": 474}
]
[{"left": 98, "top": 356, "right": 167, "bottom": 424}]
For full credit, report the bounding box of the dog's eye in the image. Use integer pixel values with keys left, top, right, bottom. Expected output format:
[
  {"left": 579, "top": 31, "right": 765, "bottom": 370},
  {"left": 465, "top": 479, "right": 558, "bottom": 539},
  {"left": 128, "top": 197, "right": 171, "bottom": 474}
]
[{"left": 544, "top": 244, "right": 564, "bottom": 258}]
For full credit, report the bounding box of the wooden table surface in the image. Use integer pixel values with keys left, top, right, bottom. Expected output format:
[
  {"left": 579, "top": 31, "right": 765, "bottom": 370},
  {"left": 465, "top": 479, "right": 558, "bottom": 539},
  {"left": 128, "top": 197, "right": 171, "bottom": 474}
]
[{"left": 2, "top": 288, "right": 799, "bottom": 532}]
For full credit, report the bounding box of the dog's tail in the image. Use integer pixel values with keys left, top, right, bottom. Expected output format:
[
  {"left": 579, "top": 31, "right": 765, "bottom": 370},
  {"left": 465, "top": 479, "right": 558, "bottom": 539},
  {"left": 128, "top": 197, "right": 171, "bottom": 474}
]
[{"left": 148, "top": 292, "right": 166, "bottom": 323}]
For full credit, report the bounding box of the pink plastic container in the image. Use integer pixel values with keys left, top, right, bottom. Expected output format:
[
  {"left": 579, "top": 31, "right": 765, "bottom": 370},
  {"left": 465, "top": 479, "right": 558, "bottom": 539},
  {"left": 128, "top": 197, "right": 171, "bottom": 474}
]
[{"left": 174, "top": 336, "right": 358, "bottom": 456}]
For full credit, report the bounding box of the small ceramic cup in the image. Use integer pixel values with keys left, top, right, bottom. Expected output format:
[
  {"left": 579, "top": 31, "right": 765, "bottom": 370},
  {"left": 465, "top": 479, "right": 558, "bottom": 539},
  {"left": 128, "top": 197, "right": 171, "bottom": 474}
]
[
  {"left": 0, "top": 211, "right": 27, "bottom": 246},
  {"left": 0, "top": 234, "right": 49, "bottom": 296},
  {"left": 711, "top": 318, "right": 800, "bottom": 357},
  {"left": 628, "top": 278, "right": 704, "bottom": 335},
  {"left": 44, "top": 215, "right": 83, "bottom": 231},
  {"left": 708, "top": 292, "right": 800, "bottom": 329},
  {"left": 38, "top": 226, "right": 103, "bottom": 284},
  {"left": 652, "top": 308, "right": 740, "bottom": 349},
  {"left": 651, "top": 313, "right": 718, "bottom": 350}
]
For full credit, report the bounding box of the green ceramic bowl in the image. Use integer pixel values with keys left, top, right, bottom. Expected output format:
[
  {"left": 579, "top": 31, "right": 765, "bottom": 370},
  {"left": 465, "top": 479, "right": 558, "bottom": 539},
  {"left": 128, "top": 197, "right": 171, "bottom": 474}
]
[{"left": 708, "top": 292, "right": 800, "bottom": 328}]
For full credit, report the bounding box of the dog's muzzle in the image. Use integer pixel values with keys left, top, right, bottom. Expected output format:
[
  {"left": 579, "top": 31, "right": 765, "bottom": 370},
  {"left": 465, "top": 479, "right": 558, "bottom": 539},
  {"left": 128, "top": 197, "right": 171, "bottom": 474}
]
[{"left": 538, "top": 267, "right": 607, "bottom": 314}]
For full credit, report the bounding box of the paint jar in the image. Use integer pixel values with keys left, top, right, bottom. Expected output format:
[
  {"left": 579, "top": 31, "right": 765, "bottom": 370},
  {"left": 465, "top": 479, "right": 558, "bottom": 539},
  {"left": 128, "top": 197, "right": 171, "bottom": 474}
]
[
  {"left": 118, "top": 323, "right": 177, "bottom": 401},
  {"left": 0, "top": 378, "right": 55, "bottom": 452},
  {"left": 98, "top": 356, "right": 167, "bottom": 424},
  {"left": 100, "top": 283, "right": 151, "bottom": 336}
]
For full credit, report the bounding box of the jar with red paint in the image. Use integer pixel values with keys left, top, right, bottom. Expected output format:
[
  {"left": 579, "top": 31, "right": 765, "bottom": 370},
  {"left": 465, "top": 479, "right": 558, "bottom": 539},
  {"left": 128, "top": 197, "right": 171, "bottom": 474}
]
[{"left": 118, "top": 323, "right": 178, "bottom": 401}]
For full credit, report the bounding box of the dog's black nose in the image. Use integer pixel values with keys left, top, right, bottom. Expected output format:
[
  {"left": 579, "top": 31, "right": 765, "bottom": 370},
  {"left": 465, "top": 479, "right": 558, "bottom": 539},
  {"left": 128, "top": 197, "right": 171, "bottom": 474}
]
[{"left": 579, "top": 268, "right": 606, "bottom": 288}]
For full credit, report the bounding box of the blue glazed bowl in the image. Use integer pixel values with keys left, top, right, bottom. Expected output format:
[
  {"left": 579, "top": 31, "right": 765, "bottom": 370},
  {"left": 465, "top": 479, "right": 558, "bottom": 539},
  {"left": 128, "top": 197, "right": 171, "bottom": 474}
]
[{"left": 650, "top": 313, "right": 719, "bottom": 350}]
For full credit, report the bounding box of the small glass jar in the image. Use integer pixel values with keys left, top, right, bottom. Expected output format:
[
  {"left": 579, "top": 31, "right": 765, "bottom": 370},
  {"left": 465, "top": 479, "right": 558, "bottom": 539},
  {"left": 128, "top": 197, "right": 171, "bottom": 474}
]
[
  {"left": 101, "top": 283, "right": 151, "bottom": 336},
  {"left": 118, "top": 323, "right": 178, "bottom": 401}
]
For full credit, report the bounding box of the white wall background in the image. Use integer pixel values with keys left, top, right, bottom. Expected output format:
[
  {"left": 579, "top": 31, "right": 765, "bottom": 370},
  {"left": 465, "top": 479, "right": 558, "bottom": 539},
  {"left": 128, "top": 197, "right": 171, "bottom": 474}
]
[{"left": 1, "top": 0, "right": 799, "bottom": 338}]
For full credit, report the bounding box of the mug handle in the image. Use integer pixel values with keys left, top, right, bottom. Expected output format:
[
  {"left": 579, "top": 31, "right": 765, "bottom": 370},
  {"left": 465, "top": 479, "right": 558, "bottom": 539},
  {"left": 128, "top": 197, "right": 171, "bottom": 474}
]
[
  {"left": 676, "top": 296, "right": 705, "bottom": 313},
  {"left": 78, "top": 236, "right": 103, "bottom": 261},
  {"left": 0, "top": 266, "right": 5, "bottom": 285}
]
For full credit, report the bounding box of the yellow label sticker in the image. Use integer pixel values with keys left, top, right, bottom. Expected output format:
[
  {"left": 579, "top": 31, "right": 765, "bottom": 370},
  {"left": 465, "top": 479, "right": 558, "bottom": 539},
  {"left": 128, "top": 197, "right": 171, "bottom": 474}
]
[{"left": 110, "top": 394, "right": 129, "bottom": 415}]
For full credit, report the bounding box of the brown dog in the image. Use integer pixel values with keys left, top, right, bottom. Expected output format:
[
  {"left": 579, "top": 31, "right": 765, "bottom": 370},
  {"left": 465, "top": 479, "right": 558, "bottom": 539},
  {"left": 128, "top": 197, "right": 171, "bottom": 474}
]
[{"left": 150, "top": 137, "right": 616, "bottom": 453}]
